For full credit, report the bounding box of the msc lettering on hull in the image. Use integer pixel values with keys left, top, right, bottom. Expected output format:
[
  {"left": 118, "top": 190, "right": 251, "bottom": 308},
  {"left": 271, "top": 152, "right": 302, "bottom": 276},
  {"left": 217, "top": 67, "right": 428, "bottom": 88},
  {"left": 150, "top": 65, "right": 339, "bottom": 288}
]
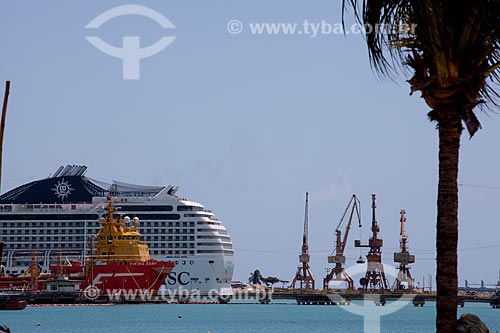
[{"left": 167, "top": 271, "right": 190, "bottom": 285}]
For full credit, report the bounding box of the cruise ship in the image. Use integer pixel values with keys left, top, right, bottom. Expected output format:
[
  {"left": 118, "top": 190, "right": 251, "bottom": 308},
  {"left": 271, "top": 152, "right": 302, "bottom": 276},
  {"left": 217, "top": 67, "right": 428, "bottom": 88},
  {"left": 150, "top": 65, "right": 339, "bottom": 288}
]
[{"left": 0, "top": 165, "right": 234, "bottom": 296}]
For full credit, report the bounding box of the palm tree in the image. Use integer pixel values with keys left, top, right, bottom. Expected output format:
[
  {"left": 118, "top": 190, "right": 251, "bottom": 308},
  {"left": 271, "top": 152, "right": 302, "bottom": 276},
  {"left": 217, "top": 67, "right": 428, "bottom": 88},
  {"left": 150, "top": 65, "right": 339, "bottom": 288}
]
[
  {"left": 248, "top": 269, "right": 263, "bottom": 284},
  {"left": 261, "top": 276, "right": 280, "bottom": 287},
  {"left": 341, "top": 1, "right": 500, "bottom": 331}
]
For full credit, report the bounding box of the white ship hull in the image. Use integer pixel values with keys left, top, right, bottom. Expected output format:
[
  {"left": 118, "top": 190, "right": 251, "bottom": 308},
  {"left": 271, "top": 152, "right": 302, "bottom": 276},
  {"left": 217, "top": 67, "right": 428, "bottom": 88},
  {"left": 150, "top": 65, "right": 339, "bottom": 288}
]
[{"left": 0, "top": 165, "right": 234, "bottom": 296}]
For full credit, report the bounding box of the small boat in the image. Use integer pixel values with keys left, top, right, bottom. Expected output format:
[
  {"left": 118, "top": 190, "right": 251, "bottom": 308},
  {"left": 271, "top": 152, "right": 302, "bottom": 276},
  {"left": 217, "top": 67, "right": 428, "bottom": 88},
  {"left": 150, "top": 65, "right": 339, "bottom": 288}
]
[{"left": 0, "top": 298, "right": 27, "bottom": 310}]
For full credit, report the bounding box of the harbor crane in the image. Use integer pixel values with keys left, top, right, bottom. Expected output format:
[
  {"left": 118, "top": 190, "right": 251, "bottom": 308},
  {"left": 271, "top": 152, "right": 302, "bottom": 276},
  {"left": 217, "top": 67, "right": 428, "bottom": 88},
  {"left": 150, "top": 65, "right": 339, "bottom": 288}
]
[
  {"left": 292, "top": 192, "right": 315, "bottom": 290},
  {"left": 323, "top": 194, "right": 360, "bottom": 290},
  {"left": 393, "top": 209, "right": 415, "bottom": 290},
  {"left": 355, "top": 194, "right": 389, "bottom": 291}
]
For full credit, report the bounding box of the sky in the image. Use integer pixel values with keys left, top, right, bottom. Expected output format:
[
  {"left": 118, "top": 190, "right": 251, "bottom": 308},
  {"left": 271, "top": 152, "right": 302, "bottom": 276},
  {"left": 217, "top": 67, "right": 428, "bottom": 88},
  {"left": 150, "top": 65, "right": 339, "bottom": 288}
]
[{"left": 0, "top": 0, "right": 499, "bottom": 288}]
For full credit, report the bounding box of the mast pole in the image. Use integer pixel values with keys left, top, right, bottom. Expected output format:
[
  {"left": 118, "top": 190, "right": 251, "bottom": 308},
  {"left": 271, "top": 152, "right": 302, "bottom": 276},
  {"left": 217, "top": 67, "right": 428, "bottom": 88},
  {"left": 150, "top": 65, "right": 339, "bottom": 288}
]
[{"left": 0, "top": 81, "right": 11, "bottom": 192}]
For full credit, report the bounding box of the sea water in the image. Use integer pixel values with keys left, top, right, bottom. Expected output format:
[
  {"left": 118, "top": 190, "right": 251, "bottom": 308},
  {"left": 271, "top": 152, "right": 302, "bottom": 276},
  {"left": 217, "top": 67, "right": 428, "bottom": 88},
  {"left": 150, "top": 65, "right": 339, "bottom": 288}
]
[{"left": 1, "top": 301, "right": 498, "bottom": 333}]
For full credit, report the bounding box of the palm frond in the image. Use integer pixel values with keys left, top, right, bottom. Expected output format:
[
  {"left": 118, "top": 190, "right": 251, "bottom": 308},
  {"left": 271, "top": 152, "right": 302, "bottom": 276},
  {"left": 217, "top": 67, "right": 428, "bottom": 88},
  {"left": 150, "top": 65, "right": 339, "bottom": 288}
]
[{"left": 342, "top": 0, "right": 500, "bottom": 136}]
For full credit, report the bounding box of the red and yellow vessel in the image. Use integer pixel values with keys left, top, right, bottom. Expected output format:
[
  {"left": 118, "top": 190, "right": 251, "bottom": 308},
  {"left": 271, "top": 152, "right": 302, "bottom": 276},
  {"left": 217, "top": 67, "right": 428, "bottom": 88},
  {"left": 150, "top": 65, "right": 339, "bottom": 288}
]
[
  {"left": 0, "top": 197, "right": 175, "bottom": 300},
  {"left": 80, "top": 197, "right": 175, "bottom": 296}
]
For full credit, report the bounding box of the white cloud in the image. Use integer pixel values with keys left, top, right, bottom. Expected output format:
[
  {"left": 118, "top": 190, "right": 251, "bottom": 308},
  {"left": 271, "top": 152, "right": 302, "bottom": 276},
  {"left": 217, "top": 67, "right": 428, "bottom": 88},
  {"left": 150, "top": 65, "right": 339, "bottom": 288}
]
[{"left": 311, "top": 173, "right": 353, "bottom": 202}]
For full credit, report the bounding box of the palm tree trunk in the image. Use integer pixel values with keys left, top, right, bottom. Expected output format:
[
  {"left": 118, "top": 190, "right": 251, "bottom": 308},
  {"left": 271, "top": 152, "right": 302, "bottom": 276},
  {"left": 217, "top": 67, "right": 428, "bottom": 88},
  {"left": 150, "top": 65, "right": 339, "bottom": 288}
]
[{"left": 436, "top": 110, "right": 462, "bottom": 332}]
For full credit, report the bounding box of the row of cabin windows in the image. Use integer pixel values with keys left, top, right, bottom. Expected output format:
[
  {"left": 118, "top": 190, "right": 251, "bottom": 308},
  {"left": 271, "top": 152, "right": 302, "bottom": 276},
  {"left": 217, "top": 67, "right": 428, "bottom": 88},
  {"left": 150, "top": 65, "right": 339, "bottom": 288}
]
[
  {"left": 196, "top": 228, "right": 224, "bottom": 233},
  {"left": 143, "top": 221, "right": 195, "bottom": 227},
  {"left": 196, "top": 221, "right": 219, "bottom": 226},
  {"left": 183, "top": 213, "right": 212, "bottom": 218},
  {"left": 159, "top": 242, "right": 196, "bottom": 248},
  {"left": 143, "top": 236, "right": 195, "bottom": 241},
  {"left": 2, "top": 229, "right": 99, "bottom": 235},
  {"left": 151, "top": 250, "right": 195, "bottom": 255},
  {"left": 0, "top": 214, "right": 182, "bottom": 222},
  {"left": 9, "top": 250, "right": 197, "bottom": 257},
  {"left": 1, "top": 229, "right": 198, "bottom": 239},
  {"left": 116, "top": 205, "right": 174, "bottom": 212},
  {"left": 3, "top": 236, "right": 84, "bottom": 242},
  {"left": 0, "top": 214, "right": 99, "bottom": 221},
  {"left": 17, "top": 205, "right": 208, "bottom": 213},
  {"left": 25, "top": 204, "right": 64, "bottom": 209},
  {"left": 117, "top": 205, "right": 204, "bottom": 212},
  {"left": 112, "top": 214, "right": 181, "bottom": 220},
  {"left": 140, "top": 229, "right": 194, "bottom": 235},
  {"left": 197, "top": 235, "right": 228, "bottom": 239},
  {"left": 4, "top": 244, "right": 197, "bottom": 251},
  {"left": 1, "top": 228, "right": 196, "bottom": 236},
  {"left": 176, "top": 206, "right": 204, "bottom": 212},
  {"left": 4, "top": 249, "right": 227, "bottom": 262},
  {"left": 2, "top": 237, "right": 195, "bottom": 247},
  {"left": 196, "top": 250, "right": 230, "bottom": 254},
  {"left": 0, "top": 206, "right": 12, "bottom": 212},
  {"left": 6, "top": 243, "right": 82, "bottom": 249},
  {"left": 2, "top": 221, "right": 196, "bottom": 228},
  {"left": 4, "top": 243, "right": 198, "bottom": 251},
  {"left": 2, "top": 221, "right": 92, "bottom": 228}
]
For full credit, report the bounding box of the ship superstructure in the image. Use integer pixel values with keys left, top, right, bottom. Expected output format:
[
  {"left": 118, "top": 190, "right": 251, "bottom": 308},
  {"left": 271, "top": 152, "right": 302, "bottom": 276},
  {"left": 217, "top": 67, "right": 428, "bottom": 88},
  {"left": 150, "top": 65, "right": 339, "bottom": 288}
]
[
  {"left": 81, "top": 198, "right": 176, "bottom": 296},
  {"left": 0, "top": 166, "right": 234, "bottom": 295}
]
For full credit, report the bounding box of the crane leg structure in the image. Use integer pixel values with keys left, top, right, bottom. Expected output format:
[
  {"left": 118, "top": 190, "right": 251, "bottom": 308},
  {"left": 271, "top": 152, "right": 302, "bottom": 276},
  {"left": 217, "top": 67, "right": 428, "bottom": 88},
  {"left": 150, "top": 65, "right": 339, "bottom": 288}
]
[{"left": 323, "top": 264, "right": 354, "bottom": 290}]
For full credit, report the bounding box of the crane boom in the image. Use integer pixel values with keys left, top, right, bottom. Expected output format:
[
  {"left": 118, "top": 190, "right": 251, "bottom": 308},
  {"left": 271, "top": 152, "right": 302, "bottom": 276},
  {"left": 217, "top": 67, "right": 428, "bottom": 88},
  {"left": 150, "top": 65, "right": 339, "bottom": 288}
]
[
  {"left": 299, "top": 192, "right": 310, "bottom": 262},
  {"left": 341, "top": 195, "right": 360, "bottom": 253},
  {"left": 400, "top": 209, "right": 407, "bottom": 240},
  {"left": 302, "top": 192, "right": 309, "bottom": 254}
]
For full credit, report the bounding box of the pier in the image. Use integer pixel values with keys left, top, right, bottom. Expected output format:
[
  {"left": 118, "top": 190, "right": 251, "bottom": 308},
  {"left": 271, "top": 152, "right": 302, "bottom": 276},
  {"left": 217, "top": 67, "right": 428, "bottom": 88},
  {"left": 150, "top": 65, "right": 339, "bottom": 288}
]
[{"left": 232, "top": 289, "right": 497, "bottom": 307}]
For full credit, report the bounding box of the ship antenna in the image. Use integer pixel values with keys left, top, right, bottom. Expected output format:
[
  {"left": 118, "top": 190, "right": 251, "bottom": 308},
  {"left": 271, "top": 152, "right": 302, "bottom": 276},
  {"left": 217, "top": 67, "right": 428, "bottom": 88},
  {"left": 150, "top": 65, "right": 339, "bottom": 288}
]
[{"left": 106, "top": 195, "right": 116, "bottom": 222}]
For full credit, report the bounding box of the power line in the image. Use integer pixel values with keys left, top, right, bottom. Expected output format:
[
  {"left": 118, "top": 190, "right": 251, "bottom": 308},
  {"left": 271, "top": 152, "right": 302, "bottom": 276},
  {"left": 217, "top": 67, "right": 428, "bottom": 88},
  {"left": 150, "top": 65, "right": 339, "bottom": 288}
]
[
  {"left": 235, "top": 243, "right": 500, "bottom": 256},
  {"left": 459, "top": 183, "right": 500, "bottom": 190},
  {"left": 459, "top": 244, "right": 500, "bottom": 251}
]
